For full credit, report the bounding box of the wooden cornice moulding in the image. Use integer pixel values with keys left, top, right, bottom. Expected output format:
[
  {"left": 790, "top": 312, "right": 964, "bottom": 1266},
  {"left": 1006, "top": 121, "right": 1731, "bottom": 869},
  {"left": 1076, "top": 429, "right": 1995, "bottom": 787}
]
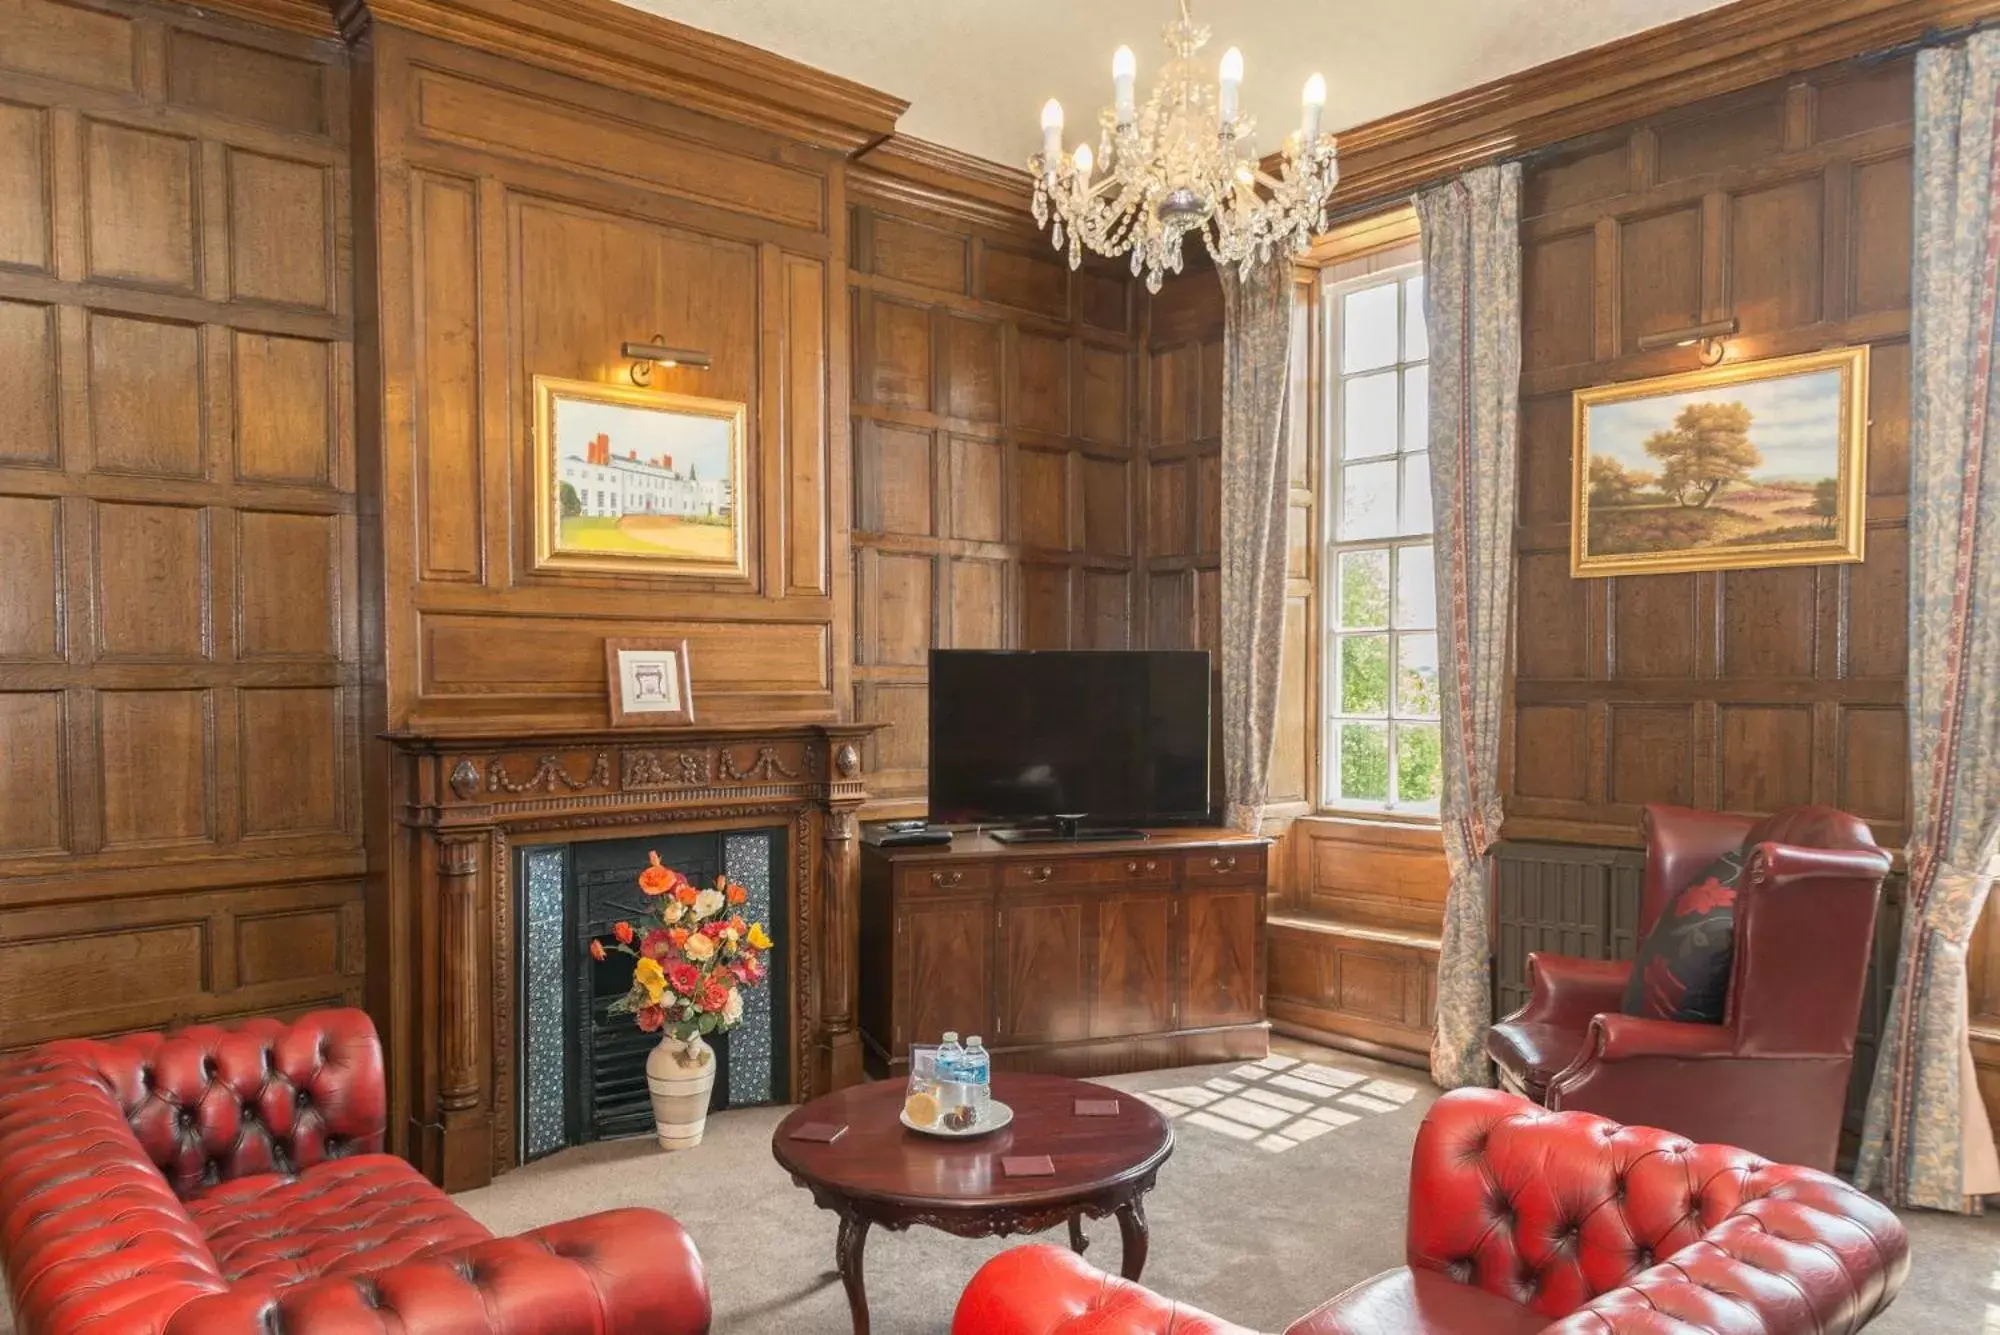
[
  {"left": 333, "top": 0, "right": 908, "bottom": 152},
  {"left": 173, "top": 0, "right": 341, "bottom": 38},
  {"left": 1286, "top": 0, "right": 2000, "bottom": 207},
  {"left": 851, "top": 134, "right": 1039, "bottom": 233}
]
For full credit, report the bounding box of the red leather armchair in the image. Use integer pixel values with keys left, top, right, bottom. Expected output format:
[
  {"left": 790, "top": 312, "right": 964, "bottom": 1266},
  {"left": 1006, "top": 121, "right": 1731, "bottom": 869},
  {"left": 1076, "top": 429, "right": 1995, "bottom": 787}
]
[
  {"left": 1485, "top": 803, "right": 1891, "bottom": 1172},
  {"left": 0, "top": 1009, "right": 711, "bottom": 1335},
  {"left": 951, "top": 1088, "right": 1910, "bottom": 1335}
]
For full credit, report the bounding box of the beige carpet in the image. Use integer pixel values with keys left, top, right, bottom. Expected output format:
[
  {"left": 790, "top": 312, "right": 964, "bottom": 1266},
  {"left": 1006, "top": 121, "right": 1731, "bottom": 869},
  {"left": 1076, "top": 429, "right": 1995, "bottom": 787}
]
[{"left": 452, "top": 1045, "right": 2000, "bottom": 1334}]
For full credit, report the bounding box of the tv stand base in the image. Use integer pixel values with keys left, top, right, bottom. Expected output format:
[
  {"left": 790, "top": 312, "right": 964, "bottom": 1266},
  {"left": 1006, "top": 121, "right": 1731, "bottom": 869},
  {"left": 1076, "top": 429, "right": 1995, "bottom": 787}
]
[{"left": 990, "top": 826, "right": 1145, "bottom": 844}]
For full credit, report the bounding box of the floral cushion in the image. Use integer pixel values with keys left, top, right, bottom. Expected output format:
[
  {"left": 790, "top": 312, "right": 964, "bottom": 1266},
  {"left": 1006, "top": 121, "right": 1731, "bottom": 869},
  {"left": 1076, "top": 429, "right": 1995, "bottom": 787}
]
[{"left": 1621, "top": 847, "right": 1745, "bottom": 1023}]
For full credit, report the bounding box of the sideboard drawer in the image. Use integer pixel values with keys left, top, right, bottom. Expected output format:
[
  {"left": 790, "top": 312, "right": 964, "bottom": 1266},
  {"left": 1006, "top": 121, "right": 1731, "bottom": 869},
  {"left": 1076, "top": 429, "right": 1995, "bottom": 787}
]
[
  {"left": 1185, "top": 847, "right": 1265, "bottom": 885},
  {"left": 899, "top": 864, "right": 997, "bottom": 896},
  {"left": 1000, "top": 859, "right": 1098, "bottom": 890},
  {"left": 1104, "top": 854, "right": 1172, "bottom": 886}
]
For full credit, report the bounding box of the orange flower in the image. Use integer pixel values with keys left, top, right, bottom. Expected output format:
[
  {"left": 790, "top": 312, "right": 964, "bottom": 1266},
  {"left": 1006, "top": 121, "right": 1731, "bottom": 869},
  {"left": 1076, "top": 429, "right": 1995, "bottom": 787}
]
[
  {"left": 727, "top": 914, "right": 747, "bottom": 937},
  {"left": 726, "top": 883, "right": 748, "bottom": 906},
  {"left": 613, "top": 921, "right": 635, "bottom": 945},
  {"left": 674, "top": 882, "right": 699, "bottom": 906},
  {"left": 637, "top": 850, "right": 680, "bottom": 896},
  {"left": 589, "top": 939, "right": 607, "bottom": 962},
  {"left": 668, "top": 927, "right": 691, "bottom": 949}
]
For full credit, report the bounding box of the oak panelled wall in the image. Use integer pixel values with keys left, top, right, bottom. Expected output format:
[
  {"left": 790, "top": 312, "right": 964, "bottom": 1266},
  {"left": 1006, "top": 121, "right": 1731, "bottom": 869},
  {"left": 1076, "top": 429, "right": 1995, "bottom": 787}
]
[
  {"left": 0, "top": 0, "right": 364, "bottom": 1051},
  {"left": 846, "top": 171, "right": 1144, "bottom": 809},
  {"left": 1504, "top": 59, "right": 1915, "bottom": 849}
]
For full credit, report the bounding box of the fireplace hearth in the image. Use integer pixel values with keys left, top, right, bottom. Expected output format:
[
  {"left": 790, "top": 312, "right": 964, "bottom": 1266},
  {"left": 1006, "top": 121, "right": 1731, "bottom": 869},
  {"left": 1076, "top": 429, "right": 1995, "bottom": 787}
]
[{"left": 518, "top": 829, "right": 789, "bottom": 1159}]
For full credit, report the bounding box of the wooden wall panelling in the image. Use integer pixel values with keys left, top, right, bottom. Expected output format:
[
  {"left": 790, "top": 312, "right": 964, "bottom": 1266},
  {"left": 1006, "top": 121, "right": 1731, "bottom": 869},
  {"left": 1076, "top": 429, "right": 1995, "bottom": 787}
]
[
  {"left": 0, "top": 0, "right": 363, "bottom": 1051},
  {"left": 847, "top": 161, "right": 1142, "bottom": 812},
  {"left": 357, "top": 20, "right": 863, "bottom": 1163},
  {"left": 1506, "top": 58, "right": 1916, "bottom": 851}
]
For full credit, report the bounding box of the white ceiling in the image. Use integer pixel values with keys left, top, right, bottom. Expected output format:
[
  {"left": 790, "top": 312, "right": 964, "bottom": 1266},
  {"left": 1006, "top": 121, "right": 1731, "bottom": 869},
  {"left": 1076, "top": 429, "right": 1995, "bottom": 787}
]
[{"left": 616, "top": 0, "right": 1734, "bottom": 167}]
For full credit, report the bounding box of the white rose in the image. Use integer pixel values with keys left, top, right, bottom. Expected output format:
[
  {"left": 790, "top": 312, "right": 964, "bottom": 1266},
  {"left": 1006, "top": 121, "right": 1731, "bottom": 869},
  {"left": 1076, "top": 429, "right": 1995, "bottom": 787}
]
[
  {"left": 662, "top": 899, "right": 686, "bottom": 924},
  {"left": 693, "top": 888, "right": 725, "bottom": 920},
  {"left": 722, "top": 987, "right": 743, "bottom": 1025}
]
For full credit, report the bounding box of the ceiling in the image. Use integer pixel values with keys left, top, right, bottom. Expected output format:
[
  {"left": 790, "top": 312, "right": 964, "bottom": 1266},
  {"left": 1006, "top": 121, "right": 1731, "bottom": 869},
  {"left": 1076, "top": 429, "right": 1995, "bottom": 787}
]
[{"left": 615, "top": 0, "right": 1735, "bottom": 168}]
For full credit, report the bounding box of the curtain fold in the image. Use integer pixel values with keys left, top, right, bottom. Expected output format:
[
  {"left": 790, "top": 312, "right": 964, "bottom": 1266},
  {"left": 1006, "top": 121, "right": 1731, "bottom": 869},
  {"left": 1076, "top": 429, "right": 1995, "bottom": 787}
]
[
  {"left": 1217, "top": 262, "right": 1297, "bottom": 834},
  {"left": 1856, "top": 30, "right": 2000, "bottom": 1213},
  {"left": 1416, "top": 164, "right": 1522, "bottom": 1090}
]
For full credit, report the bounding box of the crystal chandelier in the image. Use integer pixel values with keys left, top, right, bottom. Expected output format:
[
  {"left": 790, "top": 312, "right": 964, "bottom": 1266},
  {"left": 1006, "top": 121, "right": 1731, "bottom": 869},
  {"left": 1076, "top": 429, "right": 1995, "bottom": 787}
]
[{"left": 1029, "top": 0, "right": 1338, "bottom": 292}]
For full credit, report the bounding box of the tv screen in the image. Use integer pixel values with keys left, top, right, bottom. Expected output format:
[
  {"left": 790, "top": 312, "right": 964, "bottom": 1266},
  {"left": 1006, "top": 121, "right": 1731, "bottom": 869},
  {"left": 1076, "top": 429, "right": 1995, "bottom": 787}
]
[{"left": 928, "top": 650, "right": 1212, "bottom": 827}]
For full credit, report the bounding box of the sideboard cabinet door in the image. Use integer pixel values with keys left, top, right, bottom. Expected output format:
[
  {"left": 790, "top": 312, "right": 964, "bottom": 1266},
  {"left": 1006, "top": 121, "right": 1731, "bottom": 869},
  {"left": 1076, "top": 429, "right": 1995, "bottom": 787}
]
[
  {"left": 896, "top": 897, "right": 994, "bottom": 1048},
  {"left": 995, "top": 893, "right": 1090, "bottom": 1045},
  {"left": 1092, "top": 890, "right": 1176, "bottom": 1038},
  {"left": 1182, "top": 887, "right": 1263, "bottom": 1028}
]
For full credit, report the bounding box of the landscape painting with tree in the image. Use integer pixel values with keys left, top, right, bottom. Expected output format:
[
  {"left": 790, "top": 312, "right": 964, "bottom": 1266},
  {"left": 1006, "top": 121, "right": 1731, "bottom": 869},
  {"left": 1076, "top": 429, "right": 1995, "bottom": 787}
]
[
  {"left": 1570, "top": 346, "right": 1868, "bottom": 578},
  {"left": 533, "top": 376, "right": 749, "bottom": 579}
]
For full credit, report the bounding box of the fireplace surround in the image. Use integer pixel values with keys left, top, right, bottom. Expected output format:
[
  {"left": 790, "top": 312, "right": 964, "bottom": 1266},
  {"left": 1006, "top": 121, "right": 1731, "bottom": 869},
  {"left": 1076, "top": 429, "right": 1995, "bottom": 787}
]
[{"left": 386, "top": 721, "right": 876, "bottom": 1189}]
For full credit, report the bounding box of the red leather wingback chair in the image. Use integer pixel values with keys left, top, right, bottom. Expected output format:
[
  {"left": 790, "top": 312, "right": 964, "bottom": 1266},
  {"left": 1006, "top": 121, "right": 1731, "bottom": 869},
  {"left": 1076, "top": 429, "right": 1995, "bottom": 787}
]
[
  {"left": 0, "top": 1009, "right": 711, "bottom": 1335},
  {"left": 1485, "top": 803, "right": 1891, "bottom": 1172},
  {"left": 951, "top": 1088, "right": 1910, "bottom": 1335}
]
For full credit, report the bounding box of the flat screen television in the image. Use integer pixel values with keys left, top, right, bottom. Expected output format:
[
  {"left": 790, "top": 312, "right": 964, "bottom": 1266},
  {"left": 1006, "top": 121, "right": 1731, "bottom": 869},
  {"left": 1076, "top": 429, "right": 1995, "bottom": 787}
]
[{"left": 928, "top": 649, "right": 1212, "bottom": 837}]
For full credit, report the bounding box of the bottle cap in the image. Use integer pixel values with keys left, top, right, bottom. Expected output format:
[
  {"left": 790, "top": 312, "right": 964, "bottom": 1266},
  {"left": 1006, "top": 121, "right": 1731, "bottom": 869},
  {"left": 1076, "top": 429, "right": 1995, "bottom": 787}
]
[
  {"left": 941, "top": 1031, "right": 959, "bottom": 1043},
  {"left": 967, "top": 1035, "right": 984, "bottom": 1046}
]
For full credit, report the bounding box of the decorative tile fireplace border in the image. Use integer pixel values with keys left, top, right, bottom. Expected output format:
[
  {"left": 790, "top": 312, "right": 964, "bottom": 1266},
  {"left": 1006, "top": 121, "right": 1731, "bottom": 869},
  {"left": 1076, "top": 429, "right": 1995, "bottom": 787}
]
[{"left": 387, "top": 722, "right": 878, "bottom": 1190}]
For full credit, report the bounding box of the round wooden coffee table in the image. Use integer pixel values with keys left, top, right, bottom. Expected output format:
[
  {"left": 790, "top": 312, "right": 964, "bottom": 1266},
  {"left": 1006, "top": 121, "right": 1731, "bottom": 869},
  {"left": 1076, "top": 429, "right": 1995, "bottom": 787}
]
[{"left": 771, "top": 1072, "right": 1173, "bottom": 1335}]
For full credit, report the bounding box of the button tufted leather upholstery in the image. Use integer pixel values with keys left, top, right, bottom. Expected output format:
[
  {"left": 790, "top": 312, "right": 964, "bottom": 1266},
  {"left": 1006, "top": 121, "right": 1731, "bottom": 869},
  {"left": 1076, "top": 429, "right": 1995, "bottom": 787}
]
[
  {"left": 951, "top": 1089, "right": 1909, "bottom": 1335},
  {"left": 0, "top": 1009, "right": 712, "bottom": 1335},
  {"left": 1486, "top": 803, "right": 1891, "bottom": 1170}
]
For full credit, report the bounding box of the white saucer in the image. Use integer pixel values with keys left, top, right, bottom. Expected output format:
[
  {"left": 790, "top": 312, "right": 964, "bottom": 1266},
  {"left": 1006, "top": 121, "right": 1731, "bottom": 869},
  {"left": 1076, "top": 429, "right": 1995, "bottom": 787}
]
[{"left": 901, "top": 1099, "right": 1014, "bottom": 1138}]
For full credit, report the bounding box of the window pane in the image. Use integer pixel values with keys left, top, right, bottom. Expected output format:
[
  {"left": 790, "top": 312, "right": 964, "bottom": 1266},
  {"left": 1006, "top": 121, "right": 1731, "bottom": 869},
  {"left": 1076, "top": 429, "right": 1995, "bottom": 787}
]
[
  {"left": 1397, "top": 633, "right": 1440, "bottom": 717},
  {"left": 1340, "top": 460, "right": 1398, "bottom": 540},
  {"left": 1338, "top": 722, "right": 1390, "bottom": 802},
  {"left": 1338, "top": 549, "right": 1389, "bottom": 628},
  {"left": 1396, "top": 722, "right": 1443, "bottom": 806},
  {"left": 1403, "top": 364, "right": 1429, "bottom": 452},
  {"left": 1404, "top": 276, "right": 1428, "bottom": 363},
  {"left": 1341, "top": 283, "right": 1399, "bottom": 374},
  {"left": 1341, "top": 370, "right": 1398, "bottom": 459},
  {"left": 1339, "top": 634, "right": 1389, "bottom": 715},
  {"left": 1400, "top": 452, "right": 1432, "bottom": 535},
  {"left": 1395, "top": 544, "right": 1436, "bottom": 629}
]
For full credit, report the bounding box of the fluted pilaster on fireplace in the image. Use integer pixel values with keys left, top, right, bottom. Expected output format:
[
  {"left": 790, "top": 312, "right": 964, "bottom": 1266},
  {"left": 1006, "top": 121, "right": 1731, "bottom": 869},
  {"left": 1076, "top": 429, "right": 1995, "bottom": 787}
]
[{"left": 388, "top": 721, "right": 879, "bottom": 1191}]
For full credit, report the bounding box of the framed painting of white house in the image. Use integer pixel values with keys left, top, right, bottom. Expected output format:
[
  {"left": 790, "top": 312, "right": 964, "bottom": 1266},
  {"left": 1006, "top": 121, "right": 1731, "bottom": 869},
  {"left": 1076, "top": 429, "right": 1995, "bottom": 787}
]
[{"left": 533, "top": 375, "right": 749, "bottom": 578}]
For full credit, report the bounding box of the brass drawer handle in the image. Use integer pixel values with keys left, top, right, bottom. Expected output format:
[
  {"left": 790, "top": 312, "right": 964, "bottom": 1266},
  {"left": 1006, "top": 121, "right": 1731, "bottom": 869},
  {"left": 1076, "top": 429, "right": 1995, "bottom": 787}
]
[
  {"left": 1127, "top": 860, "right": 1158, "bottom": 874},
  {"left": 930, "top": 870, "right": 962, "bottom": 888},
  {"left": 1209, "top": 855, "right": 1237, "bottom": 872},
  {"left": 1027, "top": 865, "right": 1054, "bottom": 883}
]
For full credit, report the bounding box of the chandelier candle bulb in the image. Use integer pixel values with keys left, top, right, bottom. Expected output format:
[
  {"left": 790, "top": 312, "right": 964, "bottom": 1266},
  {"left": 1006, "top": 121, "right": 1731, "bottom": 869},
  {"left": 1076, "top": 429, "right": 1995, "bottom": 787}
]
[
  {"left": 1072, "top": 142, "right": 1094, "bottom": 183},
  {"left": 1040, "top": 99, "right": 1064, "bottom": 173},
  {"left": 1301, "top": 72, "right": 1326, "bottom": 145},
  {"left": 1218, "top": 46, "right": 1242, "bottom": 123},
  {"left": 1113, "top": 45, "right": 1137, "bottom": 123}
]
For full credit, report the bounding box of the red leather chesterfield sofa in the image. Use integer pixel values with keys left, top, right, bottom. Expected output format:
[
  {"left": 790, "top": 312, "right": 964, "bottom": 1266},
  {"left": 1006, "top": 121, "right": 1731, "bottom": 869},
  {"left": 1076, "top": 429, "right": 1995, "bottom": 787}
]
[
  {"left": 951, "top": 1088, "right": 1908, "bottom": 1335},
  {"left": 1486, "top": 804, "right": 1890, "bottom": 1171},
  {"left": 0, "top": 1008, "right": 711, "bottom": 1335}
]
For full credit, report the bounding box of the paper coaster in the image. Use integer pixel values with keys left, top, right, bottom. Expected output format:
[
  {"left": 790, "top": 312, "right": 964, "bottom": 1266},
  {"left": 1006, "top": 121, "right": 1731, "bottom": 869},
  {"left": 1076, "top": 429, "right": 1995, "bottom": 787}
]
[
  {"left": 789, "top": 1122, "right": 847, "bottom": 1143},
  {"left": 1073, "top": 1098, "right": 1121, "bottom": 1117},
  {"left": 1001, "top": 1154, "right": 1055, "bottom": 1178}
]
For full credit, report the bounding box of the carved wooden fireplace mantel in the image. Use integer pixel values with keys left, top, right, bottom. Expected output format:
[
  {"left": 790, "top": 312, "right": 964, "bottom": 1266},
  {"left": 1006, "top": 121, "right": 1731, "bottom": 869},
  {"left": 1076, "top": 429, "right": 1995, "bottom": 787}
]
[{"left": 388, "top": 720, "right": 880, "bottom": 1190}]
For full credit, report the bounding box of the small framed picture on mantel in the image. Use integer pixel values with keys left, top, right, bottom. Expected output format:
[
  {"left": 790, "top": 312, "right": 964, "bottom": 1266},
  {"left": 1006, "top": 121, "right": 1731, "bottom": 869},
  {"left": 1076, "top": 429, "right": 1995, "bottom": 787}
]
[{"left": 605, "top": 637, "right": 695, "bottom": 727}]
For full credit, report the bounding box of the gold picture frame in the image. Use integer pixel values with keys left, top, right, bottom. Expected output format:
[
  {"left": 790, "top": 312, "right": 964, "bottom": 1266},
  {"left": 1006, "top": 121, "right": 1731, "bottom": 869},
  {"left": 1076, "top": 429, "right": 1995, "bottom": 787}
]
[
  {"left": 533, "top": 375, "right": 749, "bottom": 579},
  {"left": 604, "top": 637, "right": 696, "bottom": 727},
  {"left": 1571, "top": 345, "right": 1869, "bottom": 578}
]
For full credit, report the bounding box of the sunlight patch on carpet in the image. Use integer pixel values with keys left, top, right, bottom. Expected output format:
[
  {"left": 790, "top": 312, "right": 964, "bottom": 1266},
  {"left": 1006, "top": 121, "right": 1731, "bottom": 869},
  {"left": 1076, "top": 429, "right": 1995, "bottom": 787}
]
[{"left": 1131, "top": 1059, "right": 1415, "bottom": 1154}]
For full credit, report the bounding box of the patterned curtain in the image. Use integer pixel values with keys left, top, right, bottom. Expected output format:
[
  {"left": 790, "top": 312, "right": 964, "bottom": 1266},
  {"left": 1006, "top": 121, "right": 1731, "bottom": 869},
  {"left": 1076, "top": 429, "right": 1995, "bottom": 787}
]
[
  {"left": 1856, "top": 31, "right": 2000, "bottom": 1213},
  {"left": 1416, "top": 164, "right": 1522, "bottom": 1089},
  {"left": 1217, "top": 262, "right": 1296, "bottom": 833}
]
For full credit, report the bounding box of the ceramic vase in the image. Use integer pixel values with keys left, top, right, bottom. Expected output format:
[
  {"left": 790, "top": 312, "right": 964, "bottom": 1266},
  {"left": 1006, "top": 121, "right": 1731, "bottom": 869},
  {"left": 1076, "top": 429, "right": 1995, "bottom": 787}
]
[{"left": 646, "top": 1031, "right": 715, "bottom": 1150}]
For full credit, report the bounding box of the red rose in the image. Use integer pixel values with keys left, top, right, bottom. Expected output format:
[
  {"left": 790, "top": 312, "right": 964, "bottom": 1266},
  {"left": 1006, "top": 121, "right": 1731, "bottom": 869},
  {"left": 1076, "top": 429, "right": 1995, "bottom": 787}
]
[
  {"left": 636, "top": 1004, "right": 665, "bottom": 1032},
  {"left": 668, "top": 962, "right": 701, "bottom": 996},
  {"left": 613, "top": 921, "right": 635, "bottom": 945},
  {"left": 698, "top": 980, "right": 730, "bottom": 1013},
  {"left": 640, "top": 929, "right": 672, "bottom": 959},
  {"left": 1676, "top": 878, "right": 1736, "bottom": 917},
  {"left": 701, "top": 920, "right": 725, "bottom": 939},
  {"left": 589, "top": 939, "right": 607, "bottom": 962}
]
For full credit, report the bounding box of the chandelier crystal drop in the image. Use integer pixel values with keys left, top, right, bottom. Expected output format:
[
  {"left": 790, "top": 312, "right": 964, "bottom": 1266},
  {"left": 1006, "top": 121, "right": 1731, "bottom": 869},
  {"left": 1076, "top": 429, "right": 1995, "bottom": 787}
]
[{"left": 1029, "top": 0, "right": 1338, "bottom": 293}]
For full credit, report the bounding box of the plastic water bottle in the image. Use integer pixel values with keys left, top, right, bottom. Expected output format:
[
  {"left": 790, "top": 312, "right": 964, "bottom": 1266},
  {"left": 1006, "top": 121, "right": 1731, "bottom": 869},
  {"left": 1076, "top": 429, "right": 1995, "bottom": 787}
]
[
  {"left": 937, "top": 1031, "right": 964, "bottom": 1079},
  {"left": 935, "top": 1031, "right": 977, "bottom": 1128},
  {"left": 962, "top": 1035, "right": 991, "bottom": 1114}
]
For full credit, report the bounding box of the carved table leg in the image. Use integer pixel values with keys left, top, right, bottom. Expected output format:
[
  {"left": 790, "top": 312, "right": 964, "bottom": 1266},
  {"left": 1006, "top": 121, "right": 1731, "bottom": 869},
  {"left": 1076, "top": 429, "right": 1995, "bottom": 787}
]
[
  {"left": 836, "top": 1211, "right": 871, "bottom": 1335},
  {"left": 1116, "top": 1195, "right": 1149, "bottom": 1281},
  {"left": 1068, "top": 1212, "right": 1088, "bottom": 1255}
]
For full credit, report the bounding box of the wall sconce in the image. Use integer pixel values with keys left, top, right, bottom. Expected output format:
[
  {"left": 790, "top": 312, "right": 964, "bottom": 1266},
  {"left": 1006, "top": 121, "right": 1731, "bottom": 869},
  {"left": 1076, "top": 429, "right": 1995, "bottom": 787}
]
[
  {"left": 1635, "top": 317, "right": 1739, "bottom": 367},
  {"left": 622, "top": 337, "right": 712, "bottom": 386}
]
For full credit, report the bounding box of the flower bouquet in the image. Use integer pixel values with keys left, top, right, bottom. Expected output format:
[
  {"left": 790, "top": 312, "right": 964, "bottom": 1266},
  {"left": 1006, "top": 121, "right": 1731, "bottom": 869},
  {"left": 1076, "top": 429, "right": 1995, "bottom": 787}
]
[{"left": 592, "top": 851, "right": 774, "bottom": 1149}]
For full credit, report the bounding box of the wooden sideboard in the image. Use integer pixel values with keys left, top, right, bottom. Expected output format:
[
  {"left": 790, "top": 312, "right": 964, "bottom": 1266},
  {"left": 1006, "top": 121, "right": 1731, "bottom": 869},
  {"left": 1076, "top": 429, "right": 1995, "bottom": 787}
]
[{"left": 859, "top": 829, "right": 1270, "bottom": 1078}]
